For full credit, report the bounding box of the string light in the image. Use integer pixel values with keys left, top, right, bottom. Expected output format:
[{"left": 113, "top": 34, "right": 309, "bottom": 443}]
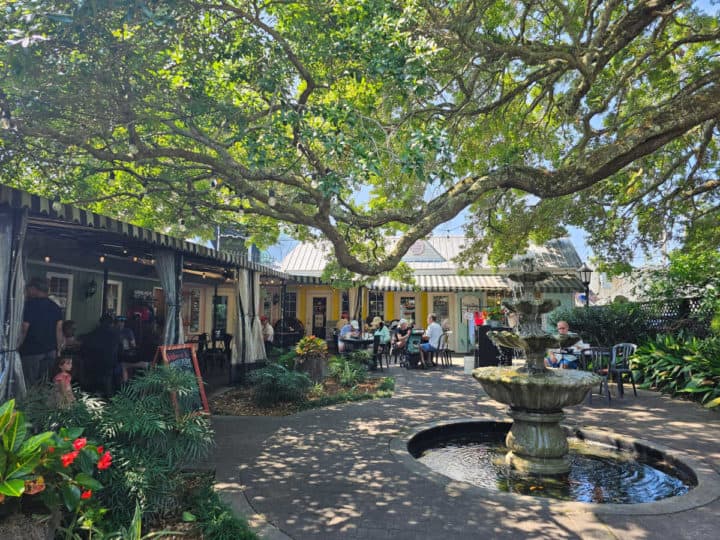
[
  {"left": 99, "top": 255, "right": 106, "bottom": 263},
  {"left": 268, "top": 189, "right": 277, "bottom": 207},
  {"left": 132, "top": 256, "right": 139, "bottom": 263},
  {"left": 44, "top": 256, "right": 51, "bottom": 263}
]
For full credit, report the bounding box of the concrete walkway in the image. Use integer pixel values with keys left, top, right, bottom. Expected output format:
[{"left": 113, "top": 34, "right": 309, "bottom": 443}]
[{"left": 209, "top": 359, "right": 720, "bottom": 539}]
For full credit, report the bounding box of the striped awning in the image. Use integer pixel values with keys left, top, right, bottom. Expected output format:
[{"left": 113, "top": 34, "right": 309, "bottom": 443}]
[
  {"left": 0, "top": 185, "right": 287, "bottom": 278},
  {"left": 369, "top": 275, "right": 509, "bottom": 292},
  {"left": 369, "top": 274, "right": 584, "bottom": 293}
]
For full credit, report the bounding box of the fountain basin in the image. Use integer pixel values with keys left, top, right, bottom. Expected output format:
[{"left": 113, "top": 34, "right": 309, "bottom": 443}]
[
  {"left": 389, "top": 419, "right": 720, "bottom": 514},
  {"left": 473, "top": 367, "right": 600, "bottom": 411}
]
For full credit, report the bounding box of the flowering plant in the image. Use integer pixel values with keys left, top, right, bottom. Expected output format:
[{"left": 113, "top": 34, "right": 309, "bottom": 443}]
[
  {"left": 295, "top": 335, "right": 328, "bottom": 364},
  {"left": 0, "top": 399, "right": 111, "bottom": 529}
]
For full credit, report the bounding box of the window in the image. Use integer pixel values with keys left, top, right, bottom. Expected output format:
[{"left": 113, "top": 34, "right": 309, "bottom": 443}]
[
  {"left": 431, "top": 295, "right": 449, "bottom": 322},
  {"left": 283, "top": 292, "right": 297, "bottom": 320},
  {"left": 399, "top": 295, "right": 416, "bottom": 324},
  {"left": 182, "top": 288, "right": 202, "bottom": 333},
  {"left": 106, "top": 280, "right": 123, "bottom": 317},
  {"left": 341, "top": 291, "right": 349, "bottom": 316},
  {"left": 368, "top": 291, "right": 385, "bottom": 319},
  {"left": 213, "top": 295, "right": 228, "bottom": 332},
  {"left": 47, "top": 272, "right": 73, "bottom": 319}
]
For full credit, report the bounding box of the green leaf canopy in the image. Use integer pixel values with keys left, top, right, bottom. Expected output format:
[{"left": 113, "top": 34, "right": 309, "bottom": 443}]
[{"left": 0, "top": 1, "right": 718, "bottom": 275}]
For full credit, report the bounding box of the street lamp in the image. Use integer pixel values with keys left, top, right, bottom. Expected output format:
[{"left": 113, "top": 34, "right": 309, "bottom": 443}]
[{"left": 578, "top": 263, "right": 593, "bottom": 308}]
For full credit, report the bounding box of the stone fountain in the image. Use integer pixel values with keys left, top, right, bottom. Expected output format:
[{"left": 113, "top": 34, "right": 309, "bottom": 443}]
[{"left": 472, "top": 257, "right": 600, "bottom": 475}]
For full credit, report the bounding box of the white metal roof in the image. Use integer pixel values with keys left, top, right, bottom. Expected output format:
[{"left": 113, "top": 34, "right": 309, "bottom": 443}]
[{"left": 280, "top": 236, "right": 583, "bottom": 277}]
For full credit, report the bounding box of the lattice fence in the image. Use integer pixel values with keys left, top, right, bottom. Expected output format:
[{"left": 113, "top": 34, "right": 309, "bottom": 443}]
[{"left": 633, "top": 297, "right": 714, "bottom": 338}]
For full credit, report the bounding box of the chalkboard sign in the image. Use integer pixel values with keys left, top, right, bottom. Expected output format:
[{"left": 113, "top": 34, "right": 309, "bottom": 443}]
[{"left": 153, "top": 344, "right": 210, "bottom": 414}]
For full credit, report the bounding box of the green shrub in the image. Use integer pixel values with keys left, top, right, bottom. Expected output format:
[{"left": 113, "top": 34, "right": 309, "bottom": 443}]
[
  {"left": 248, "top": 364, "right": 312, "bottom": 406},
  {"left": 269, "top": 349, "right": 297, "bottom": 371},
  {"left": 184, "top": 478, "right": 258, "bottom": 540},
  {"left": 329, "top": 356, "right": 367, "bottom": 388},
  {"left": 377, "top": 377, "right": 395, "bottom": 392},
  {"left": 548, "top": 303, "right": 654, "bottom": 346},
  {"left": 633, "top": 334, "right": 720, "bottom": 408},
  {"left": 345, "top": 350, "right": 373, "bottom": 368},
  {"left": 23, "top": 367, "right": 215, "bottom": 531}
]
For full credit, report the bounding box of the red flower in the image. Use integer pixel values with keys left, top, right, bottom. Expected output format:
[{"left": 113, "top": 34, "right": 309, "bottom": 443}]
[
  {"left": 61, "top": 450, "right": 80, "bottom": 468},
  {"left": 97, "top": 451, "right": 112, "bottom": 470},
  {"left": 80, "top": 490, "right": 92, "bottom": 500},
  {"left": 73, "top": 438, "right": 87, "bottom": 451},
  {"left": 97, "top": 445, "right": 104, "bottom": 454},
  {"left": 47, "top": 446, "right": 55, "bottom": 453}
]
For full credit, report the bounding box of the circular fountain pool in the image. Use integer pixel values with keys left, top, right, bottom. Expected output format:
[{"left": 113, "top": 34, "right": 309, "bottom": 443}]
[{"left": 403, "top": 421, "right": 703, "bottom": 506}]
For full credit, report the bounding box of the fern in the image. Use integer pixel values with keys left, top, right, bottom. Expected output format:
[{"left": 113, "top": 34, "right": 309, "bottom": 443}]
[
  {"left": 23, "top": 366, "right": 215, "bottom": 531},
  {"left": 248, "top": 364, "right": 311, "bottom": 406}
]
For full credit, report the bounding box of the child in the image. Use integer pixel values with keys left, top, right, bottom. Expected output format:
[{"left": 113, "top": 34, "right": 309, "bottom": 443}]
[{"left": 53, "top": 355, "right": 75, "bottom": 407}]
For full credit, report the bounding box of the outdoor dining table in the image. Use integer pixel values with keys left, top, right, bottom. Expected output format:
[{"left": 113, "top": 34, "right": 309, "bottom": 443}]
[{"left": 340, "top": 335, "right": 374, "bottom": 352}]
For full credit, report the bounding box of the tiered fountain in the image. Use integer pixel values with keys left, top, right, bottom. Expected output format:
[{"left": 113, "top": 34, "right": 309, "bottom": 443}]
[{"left": 472, "top": 257, "right": 600, "bottom": 475}]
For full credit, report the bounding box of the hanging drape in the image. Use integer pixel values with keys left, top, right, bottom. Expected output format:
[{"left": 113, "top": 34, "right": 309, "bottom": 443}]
[
  {"left": 233, "top": 268, "right": 252, "bottom": 380},
  {"left": 0, "top": 209, "right": 27, "bottom": 401},
  {"left": 348, "top": 287, "right": 359, "bottom": 323},
  {"left": 155, "top": 250, "right": 184, "bottom": 345},
  {"left": 250, "top": 272, "right": 266, "bottom": 361}
]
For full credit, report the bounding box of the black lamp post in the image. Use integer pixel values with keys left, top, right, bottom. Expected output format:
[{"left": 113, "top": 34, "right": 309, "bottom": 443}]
[{"left": 578, "top": 263, "right": 592, "bottom": 308}]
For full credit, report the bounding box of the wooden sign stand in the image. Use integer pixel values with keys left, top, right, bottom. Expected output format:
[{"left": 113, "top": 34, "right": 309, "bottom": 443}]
[{"left": 153, "top": 344, "right": 210, "bottom": 414}]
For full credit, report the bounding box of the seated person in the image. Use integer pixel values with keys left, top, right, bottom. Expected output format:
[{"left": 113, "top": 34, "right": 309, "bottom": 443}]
[
  {"left": 372, "top": 317, "right": 390, "bottom": 345},
  {"left": 545, "top": 320, "right": 588, "bottom": 369},
  {"left": 338, "top": 320, "right": 360, "bottom": 352},
  {"left": 419, "top": 313, "right": 443, "bottom": 368},
  {"left": 392, "top": 319, "right": 410, "bottom": 354}
]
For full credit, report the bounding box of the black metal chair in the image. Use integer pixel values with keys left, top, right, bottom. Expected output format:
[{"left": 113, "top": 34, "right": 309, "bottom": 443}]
[
  {"left": 610, "top": 343, "right": 638, "bottom": 398},
  {"left": 436, "top": 332, "right": 452, "bottom": 368},
  {"left": 586, "top": 347, "right": 612, "bottom": 403}
]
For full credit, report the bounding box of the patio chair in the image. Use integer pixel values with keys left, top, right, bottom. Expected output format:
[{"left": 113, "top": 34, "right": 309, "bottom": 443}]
[
  {"left": 585, "top": 347, "right": 612, "bottom": 403},
  {"left": 610, "top": 343, "right": 638, "bottom": 398},
  {"left": 436, "top": 332, "right": 452, "bottom": 368}
]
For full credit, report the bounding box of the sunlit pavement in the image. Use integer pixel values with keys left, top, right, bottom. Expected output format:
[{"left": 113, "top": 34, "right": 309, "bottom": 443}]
[{"left": 209, "top": 358, "right": 720, "bottom": 539}]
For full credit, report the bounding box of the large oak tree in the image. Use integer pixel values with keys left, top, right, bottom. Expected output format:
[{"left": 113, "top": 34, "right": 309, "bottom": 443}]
[{"left": 1, "top": 0, "right": 718, "bottom": 275}]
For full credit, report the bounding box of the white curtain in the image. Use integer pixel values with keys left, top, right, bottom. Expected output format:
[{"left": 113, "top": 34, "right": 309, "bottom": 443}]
[
  {"left": 250, "top": 272, "right": 266, "bottom": 361},
  {"left": 156, "top": 250, "right": 184, "bottom": 345},
  {"left": 234, "top": 268, "right": 252, "bottom": 371},
  {"left": 348, "top": 287, "right": 359, "bottom": 323},
  {"left": 0, "top": 209, "right": 27, "bottom": 401}
]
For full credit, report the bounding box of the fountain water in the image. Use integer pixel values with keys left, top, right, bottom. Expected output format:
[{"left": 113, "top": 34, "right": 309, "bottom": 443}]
[{"left": 472, "top": 257, "right": 600, "bottom": 475}]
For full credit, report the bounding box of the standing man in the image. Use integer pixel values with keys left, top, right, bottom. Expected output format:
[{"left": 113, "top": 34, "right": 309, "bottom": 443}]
[
  {"left": 419, "top": 313, "right": 443, "bottom": 368},
  {"left": 19, "top": 277, "right": 64, "bottom": 386},
  {"left": 260, "top": 316, "right": 274, "bottom": 354}
]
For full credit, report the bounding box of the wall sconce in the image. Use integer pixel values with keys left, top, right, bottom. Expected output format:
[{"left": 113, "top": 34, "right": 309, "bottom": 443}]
[{"left": 86, "top": 279, "right": 97, "bottom": 298}]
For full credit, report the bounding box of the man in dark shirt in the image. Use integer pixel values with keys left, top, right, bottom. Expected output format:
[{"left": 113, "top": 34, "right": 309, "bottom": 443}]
[
  {"left": 19, "top": 277, "right": 64, "bottom": 386},
  {"left": 81, "top": 314, "right": 123, "bottom": 397}
]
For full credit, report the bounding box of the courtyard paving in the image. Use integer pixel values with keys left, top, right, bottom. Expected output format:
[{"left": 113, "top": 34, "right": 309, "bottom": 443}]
[{"left": 209, "top": 359, "right": 720, "bottom": 539}]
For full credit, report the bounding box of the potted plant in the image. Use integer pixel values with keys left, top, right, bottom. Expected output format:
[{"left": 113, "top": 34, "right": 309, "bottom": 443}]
[
  {"left": 295, "top": 335, "right": 329, "bottom": 381},
  {"left": 484, "top": 306, "right": 505, "bottom": 327}
]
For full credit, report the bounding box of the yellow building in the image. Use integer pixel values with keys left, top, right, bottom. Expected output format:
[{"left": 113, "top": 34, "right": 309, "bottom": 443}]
[{"left": 275, "top": 237, "right": 586, "bottom": 353}]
